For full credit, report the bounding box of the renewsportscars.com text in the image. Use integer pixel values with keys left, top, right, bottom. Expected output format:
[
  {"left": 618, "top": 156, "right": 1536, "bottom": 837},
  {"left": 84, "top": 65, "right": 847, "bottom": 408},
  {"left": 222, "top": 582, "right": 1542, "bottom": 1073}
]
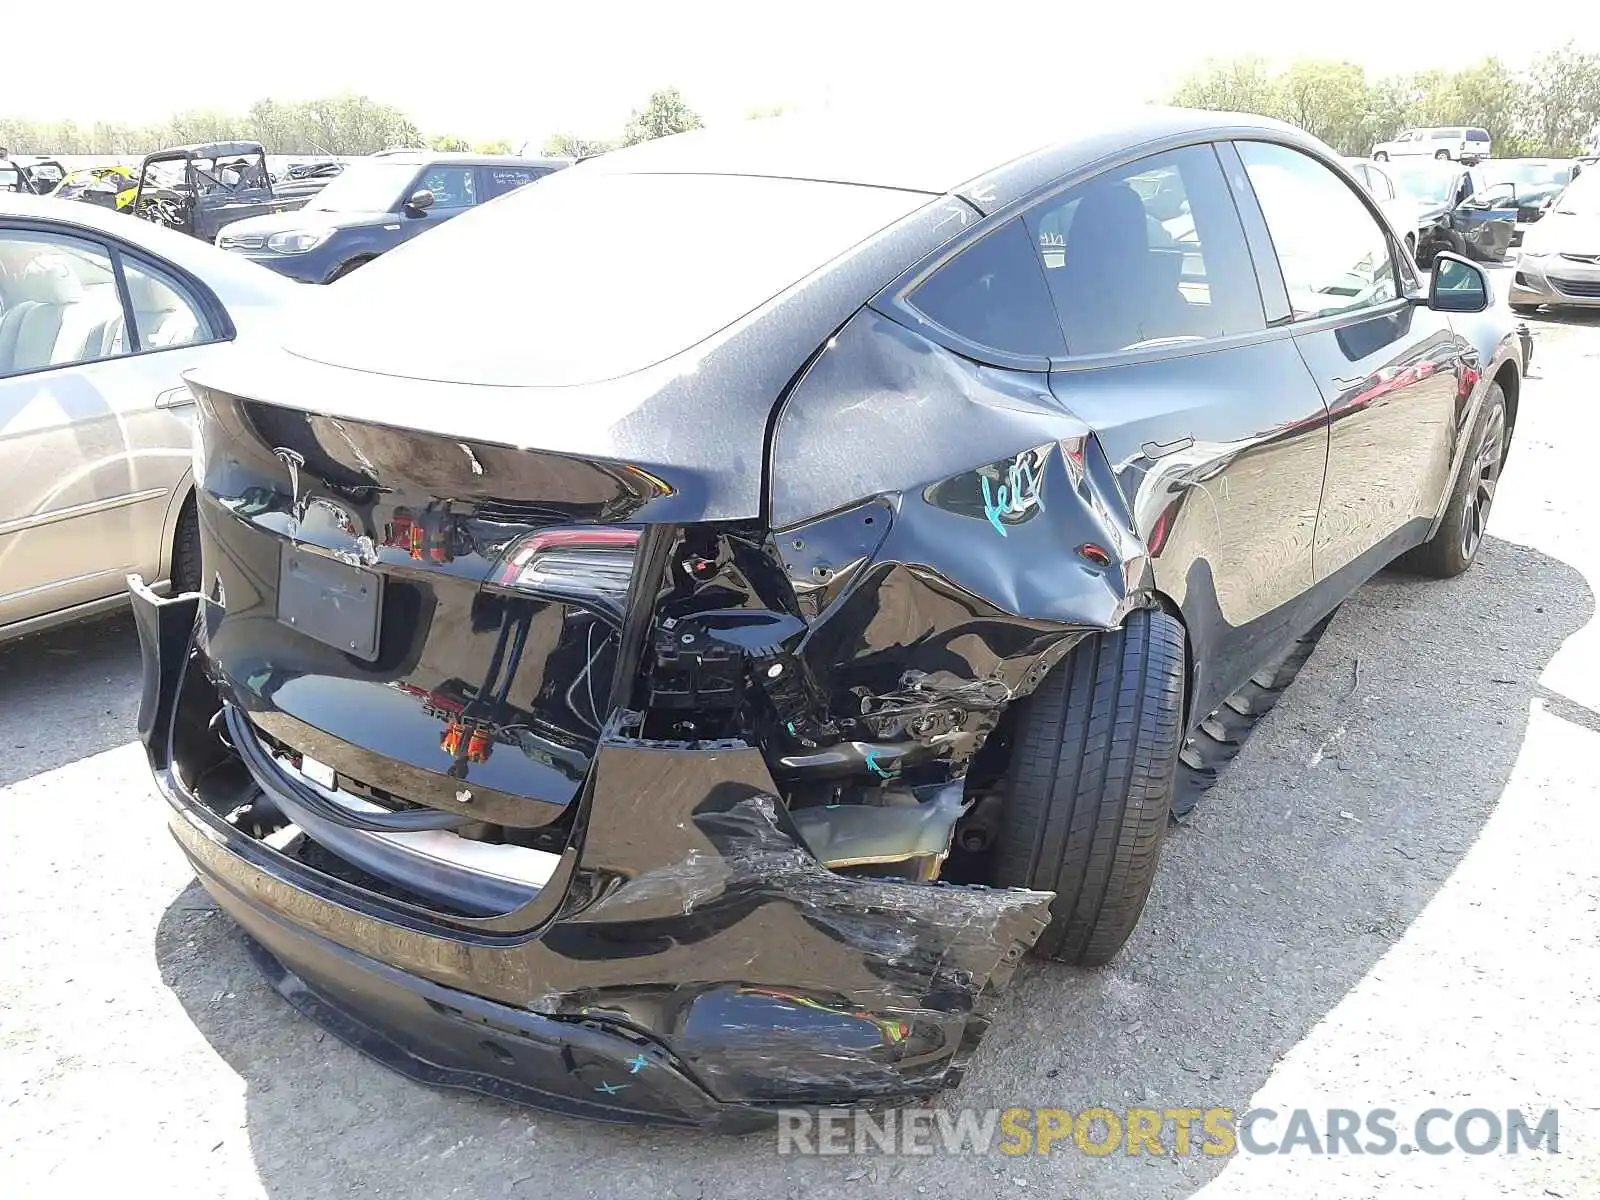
[{"left": 776, "top": 1106, "right": 1561, "bottom": 1157}]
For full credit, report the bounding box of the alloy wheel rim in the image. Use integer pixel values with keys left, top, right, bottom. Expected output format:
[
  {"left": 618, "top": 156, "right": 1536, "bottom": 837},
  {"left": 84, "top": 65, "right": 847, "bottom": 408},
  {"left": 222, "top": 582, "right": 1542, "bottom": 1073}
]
[{"left": 1461, "top": 405, "right": 1505, "bottom": 562}]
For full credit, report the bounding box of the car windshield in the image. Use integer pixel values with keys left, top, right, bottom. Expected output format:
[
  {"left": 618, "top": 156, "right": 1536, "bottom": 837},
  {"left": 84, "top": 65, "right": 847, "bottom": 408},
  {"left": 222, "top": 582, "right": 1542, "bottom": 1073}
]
[
  {"left": 1493, "top": 162, "right": 1572, "bottom": 189},
  {"left": 1555, "top": 170, "right": 1600, "bottom": 214},
  {"left": 304, "top": 161, "right": 418, "bottom": 212}
]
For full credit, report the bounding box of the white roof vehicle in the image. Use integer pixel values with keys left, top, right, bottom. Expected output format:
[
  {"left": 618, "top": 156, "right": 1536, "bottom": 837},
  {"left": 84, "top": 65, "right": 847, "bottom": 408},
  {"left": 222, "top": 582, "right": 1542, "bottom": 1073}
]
[{"left": 1371, "top": 127, "right": 1492, "bottom": 165}]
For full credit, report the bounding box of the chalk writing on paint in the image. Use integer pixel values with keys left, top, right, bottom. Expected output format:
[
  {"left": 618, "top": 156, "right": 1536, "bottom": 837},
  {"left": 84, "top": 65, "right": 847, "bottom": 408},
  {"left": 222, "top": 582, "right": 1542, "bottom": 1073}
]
[{"left": 981, "top": 457, "right": 1044, "bottom": 537}]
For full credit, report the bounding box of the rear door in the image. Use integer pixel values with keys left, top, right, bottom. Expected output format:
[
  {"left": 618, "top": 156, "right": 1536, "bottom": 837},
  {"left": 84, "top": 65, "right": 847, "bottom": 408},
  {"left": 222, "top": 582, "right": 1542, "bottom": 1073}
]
[
  {"left": 1229, "top": 140, "right": 1468, "bottom": 586},
  {"left": 1019, "top": 143, "right": 1333, "bottom": 717},
  {"left": 478, "top": 164, "right": 551, "bottom": 202}
]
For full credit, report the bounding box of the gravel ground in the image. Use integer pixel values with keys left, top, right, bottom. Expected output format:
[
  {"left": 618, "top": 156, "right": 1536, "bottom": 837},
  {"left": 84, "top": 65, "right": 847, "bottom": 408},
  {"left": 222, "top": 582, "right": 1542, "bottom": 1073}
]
[{"left": 3, "top": 301, "right": 1598, "bottom": 1199}]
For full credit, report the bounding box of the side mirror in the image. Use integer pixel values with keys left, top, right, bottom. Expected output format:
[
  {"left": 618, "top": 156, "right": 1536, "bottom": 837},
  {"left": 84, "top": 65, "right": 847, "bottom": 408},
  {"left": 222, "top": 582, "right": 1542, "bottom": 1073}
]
[
  {"left": 404, "top": 188, "right": 436, "bottom": 215},
  {"left": 1429, "top": 252, "right": 1490, "bottom": 313}
]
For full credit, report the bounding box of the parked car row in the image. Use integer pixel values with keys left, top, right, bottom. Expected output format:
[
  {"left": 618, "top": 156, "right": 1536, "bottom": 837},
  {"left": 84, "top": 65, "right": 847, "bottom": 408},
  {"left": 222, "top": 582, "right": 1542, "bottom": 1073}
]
[
  {"left": 1371, "top": 126, "right": 1493, "bottom": 164},
  {"left": 1347, "top": 154, "right": 1583, "bottom": 268},
  {"left": 214, "top": 152, "right": 568, "bottom": 283}
]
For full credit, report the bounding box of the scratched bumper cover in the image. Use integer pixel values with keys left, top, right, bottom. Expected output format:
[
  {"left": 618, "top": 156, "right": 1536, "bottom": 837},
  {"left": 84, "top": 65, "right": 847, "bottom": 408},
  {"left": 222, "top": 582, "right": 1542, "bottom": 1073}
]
[{"left": 133, "top": 584, "right": 1050, "bottom": 1129}]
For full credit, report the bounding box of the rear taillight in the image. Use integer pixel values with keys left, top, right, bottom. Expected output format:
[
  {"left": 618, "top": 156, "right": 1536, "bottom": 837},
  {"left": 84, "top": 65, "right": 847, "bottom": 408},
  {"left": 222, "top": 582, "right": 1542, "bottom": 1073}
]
[{"left": 488, "top": 526, "right": 640, "bottom": 620}]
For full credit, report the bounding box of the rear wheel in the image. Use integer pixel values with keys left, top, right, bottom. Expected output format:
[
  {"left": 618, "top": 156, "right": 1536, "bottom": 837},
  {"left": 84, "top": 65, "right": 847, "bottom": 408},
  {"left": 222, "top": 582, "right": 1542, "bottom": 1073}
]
[
  {"left": 172, "top": 495, "right": 201, "bottom": 595},
  {"left": 992, "top": 609, "right": 1185, "bottom": 966},
  {"left": 1373, "top": 151, "right": 1389, "bottom": 162},
  {"left": 1435, "top": 149, "right": 1451, "bottom": 160},
  {"left": 1399, "top": 383, "right": 1506, "bottom": 578}
]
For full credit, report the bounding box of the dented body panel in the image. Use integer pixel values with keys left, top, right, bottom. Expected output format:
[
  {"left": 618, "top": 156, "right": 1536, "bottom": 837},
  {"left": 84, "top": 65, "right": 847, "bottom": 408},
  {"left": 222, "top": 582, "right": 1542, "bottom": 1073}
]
[
  {"left": 135, "top": 582, "right": 1047, "bottom": 1124},
  {"left": 130, "top": 107, "right": 1523, "bottom": 1125}
]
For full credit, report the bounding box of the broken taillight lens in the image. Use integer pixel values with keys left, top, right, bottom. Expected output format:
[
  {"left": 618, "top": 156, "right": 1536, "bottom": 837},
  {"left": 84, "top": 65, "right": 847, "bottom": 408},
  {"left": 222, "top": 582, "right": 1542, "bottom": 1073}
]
[{"left": 488, "top": 526, "right": 640, "bottom": 620}]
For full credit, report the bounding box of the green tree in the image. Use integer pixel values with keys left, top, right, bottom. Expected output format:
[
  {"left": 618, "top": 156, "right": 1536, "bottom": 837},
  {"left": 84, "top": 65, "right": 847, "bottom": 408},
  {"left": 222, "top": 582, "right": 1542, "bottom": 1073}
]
[
  {"left": 1275, "top": 60, "right": 1374, "bottom": 154},
  {"left": 541, "top": 132, "right": 611, "bottom": 158},
  {"left": 430, "top": 134, "right": 472, "bottom": 152},
  {"left": 1172, "top": 55, "right": 1279, "bottom": 116},
  {"left": 1520, "top": 42, "right": 1600, "bottom": 156},
  {"left": 473, "top": 139, "right": 513, "bottom": 154},
  {"left": 621, "top": 87, "right": 702, "bottom": 146}
]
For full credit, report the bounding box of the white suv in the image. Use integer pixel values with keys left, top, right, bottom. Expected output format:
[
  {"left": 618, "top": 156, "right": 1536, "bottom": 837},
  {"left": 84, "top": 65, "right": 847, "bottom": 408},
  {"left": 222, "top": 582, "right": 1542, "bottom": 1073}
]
[{"left": 1371, "top": 127, "right": 1492, "bottom": 164}]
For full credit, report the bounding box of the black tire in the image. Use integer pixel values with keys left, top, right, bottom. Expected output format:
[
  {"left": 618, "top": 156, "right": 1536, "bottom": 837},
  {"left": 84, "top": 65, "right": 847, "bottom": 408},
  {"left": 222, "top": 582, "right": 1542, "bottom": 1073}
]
[
  {"left": 326, "top": 256, "right": 372, "bottom": 283},
  {"left": 173, "top": 495, "right": 202, "bottom": 595},
  {"left": 992, "top": 608, "right": 1185, "bottom": 966},
  {"left": 1511, "top": 303, "right": 1541, "bottom": 315},
  {"left": 1373, "top": 151, "right": 1388, "bottom": 162},
  {"left": 1399, "top": 383, "right": 1506, "bottom": 578},
  {"left": 1435, "top": 149, "right": 1451, "bottom": 160}
]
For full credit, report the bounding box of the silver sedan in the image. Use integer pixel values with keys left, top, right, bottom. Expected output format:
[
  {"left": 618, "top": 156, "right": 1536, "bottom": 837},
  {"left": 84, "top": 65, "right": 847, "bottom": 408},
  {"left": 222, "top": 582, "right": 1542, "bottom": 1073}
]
[
  {"left": 1510, "top": 168, "right": 1600, "bottom": 312},
  {"left": 0, "top": 193, "right": 296, "bottom": 642}
]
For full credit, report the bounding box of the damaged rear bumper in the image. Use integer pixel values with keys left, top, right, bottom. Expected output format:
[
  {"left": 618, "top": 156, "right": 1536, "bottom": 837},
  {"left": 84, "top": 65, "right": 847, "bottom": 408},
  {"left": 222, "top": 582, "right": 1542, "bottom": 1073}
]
[{"left": 133, "top": 581, "right": 1051, "bottom": 1128}]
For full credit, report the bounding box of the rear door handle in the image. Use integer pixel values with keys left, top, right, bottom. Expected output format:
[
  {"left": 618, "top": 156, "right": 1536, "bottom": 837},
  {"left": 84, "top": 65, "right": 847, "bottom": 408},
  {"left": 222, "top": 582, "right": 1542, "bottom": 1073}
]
[
  {"left": 1142, "top": 436, "right": 1194, "bottom": 460},
  {"left": 155, "top": 386, "right": 193, "bottom": 409}
]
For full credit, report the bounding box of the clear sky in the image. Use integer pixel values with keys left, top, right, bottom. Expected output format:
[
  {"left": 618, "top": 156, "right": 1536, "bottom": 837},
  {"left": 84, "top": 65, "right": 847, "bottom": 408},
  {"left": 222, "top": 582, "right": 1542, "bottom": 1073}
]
[{"left": 10, "top": 0, "right": 1600, "bottom": 143}]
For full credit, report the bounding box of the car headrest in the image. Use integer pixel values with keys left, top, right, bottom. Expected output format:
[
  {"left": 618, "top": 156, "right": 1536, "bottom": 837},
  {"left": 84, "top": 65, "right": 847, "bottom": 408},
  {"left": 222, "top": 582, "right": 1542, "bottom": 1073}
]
[
  {"left": 16, "top": 257, "right": 85, "bottom": 304},
  {"left": 1065, "top": 182, "right": 1150, "bottom": 268},
  {"left": 122, "top": 269, "right": 171, "bottom": 313}
]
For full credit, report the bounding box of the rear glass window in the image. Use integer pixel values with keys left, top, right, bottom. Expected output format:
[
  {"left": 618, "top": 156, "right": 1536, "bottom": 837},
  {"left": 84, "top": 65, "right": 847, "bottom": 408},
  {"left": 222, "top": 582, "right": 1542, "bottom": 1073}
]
[
  {"left": 1467, "top": 129, "right": 1491, "bottom": 142},
  {"left": 1024, "top": 144, "right": 1265, "bottom": 355},
  {"left": 281, "top": 171, "right": 928, "bottom": 387},
  {"left": 908, "top": 219, "right": 1065, "bottom": 356}
]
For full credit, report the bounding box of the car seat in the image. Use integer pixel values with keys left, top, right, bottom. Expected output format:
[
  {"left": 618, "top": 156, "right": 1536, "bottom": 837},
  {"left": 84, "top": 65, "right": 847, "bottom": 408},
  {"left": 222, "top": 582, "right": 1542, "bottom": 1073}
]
[
  {"left": 0, "top": 259, "right": 90, "bottom": 373},
  {"left": 1052, "top": 181, "right": 1191, "bottom": 355}
]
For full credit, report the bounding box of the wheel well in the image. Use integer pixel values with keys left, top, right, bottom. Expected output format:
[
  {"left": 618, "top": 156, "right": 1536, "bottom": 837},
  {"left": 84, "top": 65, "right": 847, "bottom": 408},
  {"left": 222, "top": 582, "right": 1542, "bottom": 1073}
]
[
  {"left": 1494, "top": 360, "right": 1520, "bottom": 446},
  {"left": 327, "top": 255, "right": 374, "bottom": 282}
]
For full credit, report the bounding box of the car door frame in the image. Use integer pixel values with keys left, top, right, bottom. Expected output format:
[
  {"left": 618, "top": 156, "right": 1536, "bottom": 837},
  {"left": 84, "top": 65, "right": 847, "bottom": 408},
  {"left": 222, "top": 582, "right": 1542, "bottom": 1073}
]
[
  {"left": 870, "top": 132, "right": 1340, "bottom": 724},
  {"left": 0, "top": 216, "right": 231, "bottom": 634},
  {"left": 1213, "top": 138, "right": 1484, "bottom": 593}
]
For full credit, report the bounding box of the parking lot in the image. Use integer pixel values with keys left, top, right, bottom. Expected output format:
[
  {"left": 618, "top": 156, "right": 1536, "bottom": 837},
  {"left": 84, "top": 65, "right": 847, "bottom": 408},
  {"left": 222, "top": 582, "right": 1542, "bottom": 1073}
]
[{"left": 3, "top": 279, "right": 1599, "bottom": 1199}]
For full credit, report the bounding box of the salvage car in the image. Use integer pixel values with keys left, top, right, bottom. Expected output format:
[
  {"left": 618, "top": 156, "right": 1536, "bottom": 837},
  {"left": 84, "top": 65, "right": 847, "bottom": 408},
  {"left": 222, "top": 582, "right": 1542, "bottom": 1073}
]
[
  {"left": 1487, "top": 158, "right": 1577, "bottom": 245},
  {"left": 1509, "top": 165, "right": 1600, "bottom": 313},
  {"left": 129, "top": 107, "right": 1523, "bottom": 1127},
  {"left": 1344, "top": 157, "right": 1425, "bottom": 259},
  {"left": 214, "top": 152, "right": 568, "bottom": 283},
  {"left": 51, "top": 164, "right": 140, "bottom": 210},
  {"left": 1371, "top": 126, "right": 1492, "bottom": 164},
  {"left": 0, "top": 155, "right": 66, "bottom": 195},
  {"left": 1379, "top": 159, "right": 1514, "bottom": 264},
  {"left": 127, "top": 141, "right": 299, "bottom": 241},
  {"left": 0, "top": 193, "right": 295, "bottom": 642}
]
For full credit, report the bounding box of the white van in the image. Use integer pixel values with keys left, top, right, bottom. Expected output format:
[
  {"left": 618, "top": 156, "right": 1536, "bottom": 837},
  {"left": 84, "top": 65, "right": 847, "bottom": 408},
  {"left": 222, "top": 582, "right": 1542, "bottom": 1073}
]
[{"left": 1371, "top": 127, "right": 1492, "bottom": 164}]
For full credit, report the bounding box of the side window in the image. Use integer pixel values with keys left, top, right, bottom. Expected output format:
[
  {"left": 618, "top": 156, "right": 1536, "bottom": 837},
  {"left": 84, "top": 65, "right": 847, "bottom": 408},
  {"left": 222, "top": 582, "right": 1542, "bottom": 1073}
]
[
  {"left": 1023, "top": 143, "right": 1265, "bottom": 356},
  {"left": 907, "top": 218, "right": 1066, "bottom": 357},
  {"left": 119, "top": 256, "right": 213, "bottom": 352},
  {"left": 481, "top": 166, "right": 547, "bottom": 200},
  {"left": 418, "top": 165, "right": 477, "bottom": 208},
  {"left": 1236, "top": 142, "right": 1398, "bottom": 322},
  {"left": 0, "top": 229, "right": 122, "bottom": 377}
]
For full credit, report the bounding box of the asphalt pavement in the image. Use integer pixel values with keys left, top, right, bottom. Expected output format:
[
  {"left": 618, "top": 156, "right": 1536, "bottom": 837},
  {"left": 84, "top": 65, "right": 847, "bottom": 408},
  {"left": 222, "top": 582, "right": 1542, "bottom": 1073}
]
[{"left": 3, "top": 296, "right": 1598, "bottom": 1199}]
